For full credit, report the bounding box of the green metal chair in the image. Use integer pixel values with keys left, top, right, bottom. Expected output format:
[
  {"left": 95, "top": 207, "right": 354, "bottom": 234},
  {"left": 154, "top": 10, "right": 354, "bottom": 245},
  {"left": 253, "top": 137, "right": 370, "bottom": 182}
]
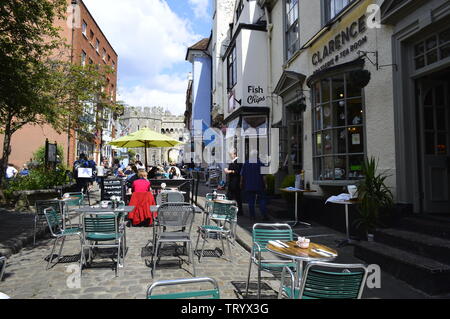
[
  {"left": 34, "top": 199, "right": 63, "bottom": 246},
  {"left": 80, "top": 212, "right": 124, "bottom": 277},
  {"left": 245, "top": 223, "right": 297, "bottom": 299},
  {"left": 62, "top": 192, "right": 84, "bottom": 207},
  {"left": 147, "top": 277, "right": 220, "bottom": 299},
  {"left": 0, "top": 256, "right": 6, "bottom": 281},
  {"left": 43, "top": 207, "right": 82, "bottom": 270},
  {"left": 279, "top": 261, "right": 368, "bottom": 299},
  {"left": 195, "top": 204, "right": 238, "bottom": 262},
  {"left": 208, "top": 200, "right": 238, "bottom": 243},
  {"left": 203, "top": 193, "right": 227, "bottom": 224}
]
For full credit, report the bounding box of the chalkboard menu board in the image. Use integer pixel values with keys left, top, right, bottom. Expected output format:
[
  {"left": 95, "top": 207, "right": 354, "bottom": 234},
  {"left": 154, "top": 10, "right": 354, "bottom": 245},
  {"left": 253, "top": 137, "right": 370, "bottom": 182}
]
[{"left": 101, "top": 179, "right": 125, "bottom": 201}]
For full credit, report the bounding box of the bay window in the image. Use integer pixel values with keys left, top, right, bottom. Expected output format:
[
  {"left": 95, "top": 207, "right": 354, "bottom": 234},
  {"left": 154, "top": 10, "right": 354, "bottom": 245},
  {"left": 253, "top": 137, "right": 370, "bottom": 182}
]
[{"left": 312, "top": 71, "right": 365, "bottom": 182}]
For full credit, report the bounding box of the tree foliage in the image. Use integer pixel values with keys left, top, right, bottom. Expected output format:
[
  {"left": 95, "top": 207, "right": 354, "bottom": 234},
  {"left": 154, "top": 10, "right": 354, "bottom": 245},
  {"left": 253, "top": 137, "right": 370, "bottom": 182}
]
[{"left": 0, "top": 0, "right": 123, "bottom": 187}]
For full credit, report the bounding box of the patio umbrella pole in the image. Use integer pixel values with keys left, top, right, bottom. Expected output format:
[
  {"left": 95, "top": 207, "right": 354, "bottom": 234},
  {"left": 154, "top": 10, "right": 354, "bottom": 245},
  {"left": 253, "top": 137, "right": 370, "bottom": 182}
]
[{"left": 145, "top": 141, "right": 148, "bottom": 170}]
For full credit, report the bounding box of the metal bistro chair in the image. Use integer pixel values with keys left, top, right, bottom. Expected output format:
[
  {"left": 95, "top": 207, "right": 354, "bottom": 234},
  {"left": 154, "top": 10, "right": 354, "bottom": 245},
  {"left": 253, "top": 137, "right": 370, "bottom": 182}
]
[
  {"left": 61, "top": 192, "right": 85, "bottom": 225},
  {"left": 152, "top": 203, "right": 196, "bottom": 277},
  {"left": 34, "top": 199, "right": 63, "bottom": 246},
  {"left": 156, "top": 190, "right": 185, "bottom": 205},
  {"left": 43, "top": 207, "right": 82, "bottom": 270},
  {"left": 80, "top": 211, "right": 124, "bottom": 277},
  {"left": 203, "top": 193, "right": 227, "bottom": 225},
  {"left": 279, "top": 261, "right": 369, "bottom": 299},
  {"left": 208, "top": 200, "right": 238, "bottom": 244},
  {"left": 62, "top": 192, "right": 84, "bottom": 207},
  {"left": 0, "top": 256, "right": 6, "bottom": 281},
  {"left": 147, "top": 277, "right": 220, "bottom": 299},
  {"left": 245, "top": 223, "right": 297, "bottom": 299},
  {"left": 195, "top": 203, "right": 238, "bottom": 263},
  {"left": 151, "top": 190, "right": 187, "bottom": 248}
]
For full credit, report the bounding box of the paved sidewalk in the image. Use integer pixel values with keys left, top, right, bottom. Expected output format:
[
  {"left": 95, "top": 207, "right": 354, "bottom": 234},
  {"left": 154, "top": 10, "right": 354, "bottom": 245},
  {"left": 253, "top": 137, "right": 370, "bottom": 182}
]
[
  {"left": 0, "top": 181, "right": 433, "bottom": 299},
  {"left": 0, "top": 186, "right": 277, "bottom": 299}
]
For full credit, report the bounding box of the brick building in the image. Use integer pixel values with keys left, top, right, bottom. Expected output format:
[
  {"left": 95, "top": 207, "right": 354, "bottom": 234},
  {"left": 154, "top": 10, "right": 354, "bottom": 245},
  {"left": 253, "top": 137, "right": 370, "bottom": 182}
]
[{"left": 0, "top": 0, "right": 118, "bottom": 169}]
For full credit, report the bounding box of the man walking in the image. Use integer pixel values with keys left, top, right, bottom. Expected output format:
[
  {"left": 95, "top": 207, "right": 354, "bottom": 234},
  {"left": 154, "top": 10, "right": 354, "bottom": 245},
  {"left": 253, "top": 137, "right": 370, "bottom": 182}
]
[
  {"left": 240, "top": 150, "right": 269, "bottom": 221},
  {"left": 224, "top": 148, "right": 243, "bottom": 215}
]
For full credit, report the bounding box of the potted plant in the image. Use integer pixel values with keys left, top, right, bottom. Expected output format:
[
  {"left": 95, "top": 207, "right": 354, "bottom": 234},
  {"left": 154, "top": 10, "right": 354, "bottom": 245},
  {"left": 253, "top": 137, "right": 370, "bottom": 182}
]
[{"left": 354, "top": 157, "right": 394, "bottom": 240}]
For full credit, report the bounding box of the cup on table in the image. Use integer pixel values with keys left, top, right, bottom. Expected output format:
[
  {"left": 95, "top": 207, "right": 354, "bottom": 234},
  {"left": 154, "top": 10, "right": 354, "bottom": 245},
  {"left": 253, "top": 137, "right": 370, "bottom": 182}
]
[
  {"left": 101, "top": 201, "right": 110, "bottom": 208},
  {"left": 296, "top": 237, "right": 310, "bottom": 249}
]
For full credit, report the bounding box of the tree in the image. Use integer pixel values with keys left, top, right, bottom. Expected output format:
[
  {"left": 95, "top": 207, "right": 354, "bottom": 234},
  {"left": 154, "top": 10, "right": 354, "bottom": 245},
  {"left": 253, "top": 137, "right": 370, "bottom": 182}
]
[{"left": 0, "top": 0, "right": 123, "bottom": 187}]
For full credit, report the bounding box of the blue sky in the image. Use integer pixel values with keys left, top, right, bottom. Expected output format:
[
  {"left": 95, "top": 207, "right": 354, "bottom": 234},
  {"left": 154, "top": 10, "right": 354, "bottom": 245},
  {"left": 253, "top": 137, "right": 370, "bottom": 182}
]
[{"left": 83, "top": 0, "right": 212, "bottom": 115}]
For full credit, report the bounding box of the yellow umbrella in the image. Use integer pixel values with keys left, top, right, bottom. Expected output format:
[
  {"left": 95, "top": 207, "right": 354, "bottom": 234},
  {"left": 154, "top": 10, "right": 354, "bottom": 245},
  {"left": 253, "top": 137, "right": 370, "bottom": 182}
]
[{"left": 109, "top": 127, "right": 183, "bottom": 168}]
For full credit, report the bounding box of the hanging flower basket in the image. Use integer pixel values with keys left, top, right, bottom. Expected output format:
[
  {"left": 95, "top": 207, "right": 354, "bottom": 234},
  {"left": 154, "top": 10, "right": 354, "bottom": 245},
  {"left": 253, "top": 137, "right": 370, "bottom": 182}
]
[
  {"left": 287, "top": 101, "right": 306, "bottom": 114},
  {"left": 348, "top": 69, "right": 371, "bottom": 89}
]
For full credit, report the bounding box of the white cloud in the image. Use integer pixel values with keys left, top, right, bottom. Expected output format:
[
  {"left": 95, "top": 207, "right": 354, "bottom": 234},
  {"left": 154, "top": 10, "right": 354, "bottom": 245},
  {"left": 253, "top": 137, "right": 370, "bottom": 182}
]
[
  {"left": 117, "top": 72, "right": 189, "bottom": 114},
  {"left": 82, "top": 0, "right": 203, "bottom": 115},
  {"left": 188, "top": 0, "right": 210, "bottom": 19}
]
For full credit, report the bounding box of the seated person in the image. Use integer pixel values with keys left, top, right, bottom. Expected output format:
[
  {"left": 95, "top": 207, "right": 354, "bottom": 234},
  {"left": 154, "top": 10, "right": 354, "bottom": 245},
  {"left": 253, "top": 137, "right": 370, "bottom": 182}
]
[
  {"left": 132, "top": 170, "right": 151, "bottom": 192},
  {"left": 148, "top": 166, "right": 158, "bottom": 179},
  {"left": 126, "top": 165, "right": 139, "bottom": 189},
  {"left": 128, "top": 170, "right": 156, "bottom": 226}
]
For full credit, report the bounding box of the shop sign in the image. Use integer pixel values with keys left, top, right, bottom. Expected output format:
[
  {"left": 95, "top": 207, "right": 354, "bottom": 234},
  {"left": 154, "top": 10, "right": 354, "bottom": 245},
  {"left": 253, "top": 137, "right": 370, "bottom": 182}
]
[
  {"left": 246, "top": 85, "right": 266, "bottom": 105},
  {"left": 312, "top": 14, "right": 368, "bottom": 72}
]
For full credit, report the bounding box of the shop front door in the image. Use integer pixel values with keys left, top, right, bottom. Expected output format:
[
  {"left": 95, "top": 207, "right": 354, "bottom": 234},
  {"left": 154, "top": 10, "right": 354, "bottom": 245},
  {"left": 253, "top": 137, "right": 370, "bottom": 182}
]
[{"left": 418, "top": 75, "right": 450, "bottom": 213}]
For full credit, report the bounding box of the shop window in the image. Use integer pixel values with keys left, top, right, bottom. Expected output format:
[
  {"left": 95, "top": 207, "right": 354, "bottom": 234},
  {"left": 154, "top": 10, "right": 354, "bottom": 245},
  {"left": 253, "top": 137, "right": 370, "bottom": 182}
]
[
  {"left": 242, "top": 116, "right": 268, "bottom": 162},
  {"left": 285, "top": 0, "right": 299, "bottom": 61},
  {"left": 312, "top": 72, "right": 365, "bottom": 181},
  {"left": 414, "top": 27, "right": 450, "bottom": 70}
]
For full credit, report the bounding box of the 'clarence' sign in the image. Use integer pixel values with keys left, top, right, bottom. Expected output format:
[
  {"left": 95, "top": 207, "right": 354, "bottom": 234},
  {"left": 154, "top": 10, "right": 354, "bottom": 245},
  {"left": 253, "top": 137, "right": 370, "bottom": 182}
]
[{"left": 312, "top": 14, "right": 368, "bottom": 70}]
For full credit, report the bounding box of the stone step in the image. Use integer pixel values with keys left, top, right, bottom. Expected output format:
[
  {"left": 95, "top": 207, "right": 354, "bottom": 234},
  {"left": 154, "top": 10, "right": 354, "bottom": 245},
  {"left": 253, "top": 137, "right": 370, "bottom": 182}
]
[
  {"left": 400, "top": 216, "right": 450, "bottom": 240},
  {"left": 354, "top": 241, "right": 450, "bottom": 296},
  {"left": 375, "top": 228, "right": 450, "bottom": 264}
]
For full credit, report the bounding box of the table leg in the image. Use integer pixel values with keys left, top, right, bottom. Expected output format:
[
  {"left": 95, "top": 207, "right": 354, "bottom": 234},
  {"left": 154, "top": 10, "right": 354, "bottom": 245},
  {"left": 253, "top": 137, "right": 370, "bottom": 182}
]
[
  {"left": 286, "top": 193, "right": 311, "bottom": 227},
  {"left": 337, "top": 204, "right": 355, "bottom": 247}
]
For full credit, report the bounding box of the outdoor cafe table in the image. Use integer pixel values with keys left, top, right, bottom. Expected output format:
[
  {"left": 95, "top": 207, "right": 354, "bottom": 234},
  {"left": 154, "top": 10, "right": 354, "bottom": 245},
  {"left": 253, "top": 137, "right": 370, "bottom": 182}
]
[
  {"left": 266, "top": 240, "right": 338, "bottom": 296},
  {"left": 326, "top": 199, "right": 360, "bottom": 247},
  {"left": 279, "top": 188, "right": 317, "bottom": 227}
]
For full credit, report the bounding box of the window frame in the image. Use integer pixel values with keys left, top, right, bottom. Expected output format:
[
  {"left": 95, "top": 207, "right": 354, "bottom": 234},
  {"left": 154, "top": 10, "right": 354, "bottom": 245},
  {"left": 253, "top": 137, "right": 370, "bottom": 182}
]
[
  {"left": 413, "top": 27, "right": 450, "bottom": 71},
  {"left": 81, "top": 50, "right": 87, "bottom": 67},
  {"left": 236, "top": 0, "right": 244, "bottom": 21},
  {"left": 82, "top": 21, "right": 87, "bottom": 37},
  {"left": 284, "top": 0, "right": 300, "bottom": 62},
  {"left": 227, "top": 45, "right": 237, "bottom": 91},
  {"left": 323, "top": 0, "right": 355, "bottom": 25},
  {"left": 311, "top": 70, "right": 367, "bottom": 184}
]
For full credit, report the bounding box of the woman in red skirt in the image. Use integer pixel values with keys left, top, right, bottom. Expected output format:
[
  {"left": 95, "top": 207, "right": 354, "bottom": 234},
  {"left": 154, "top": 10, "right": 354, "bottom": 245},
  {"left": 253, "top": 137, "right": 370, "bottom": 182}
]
[{"left": 128, "top": 170, "right": 156, "bottom": 226}]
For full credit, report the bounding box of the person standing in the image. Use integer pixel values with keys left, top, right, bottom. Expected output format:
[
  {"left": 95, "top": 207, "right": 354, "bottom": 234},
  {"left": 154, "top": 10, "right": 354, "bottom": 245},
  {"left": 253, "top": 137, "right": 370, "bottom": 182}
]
[
  {"left": 19, "top": 164, "right": 29, "bottom": 177},
  {"left": 73, "top": 153, "right": 89, "bottom": 193},
  {"left": 240, "top": 151, "right": 269, "bottom": 221},
  {"left": 5, "top": 163, "right": 18, "bottom": 180},
  {"left": 224, "top": 149, "right": 243, "bottom": 216}
]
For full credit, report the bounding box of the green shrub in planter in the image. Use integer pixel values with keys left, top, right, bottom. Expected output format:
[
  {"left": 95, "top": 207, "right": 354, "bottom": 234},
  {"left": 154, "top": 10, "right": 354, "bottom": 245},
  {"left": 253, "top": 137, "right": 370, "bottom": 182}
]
[
  {"left": 281, "top": 175, "right": 295, "bottom": 202},
  {"left": 354, "top": 157, "right": 394, "bottom": 238},
  {"left": 4, "top": 167, "right": 70, "bottom": 199}
]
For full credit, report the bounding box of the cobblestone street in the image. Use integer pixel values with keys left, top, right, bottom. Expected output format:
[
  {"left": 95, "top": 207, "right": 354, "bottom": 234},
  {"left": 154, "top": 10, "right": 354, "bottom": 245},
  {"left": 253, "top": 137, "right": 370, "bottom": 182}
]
[{"left": 0, "top": 188, "right": 283, "bottom": 299}]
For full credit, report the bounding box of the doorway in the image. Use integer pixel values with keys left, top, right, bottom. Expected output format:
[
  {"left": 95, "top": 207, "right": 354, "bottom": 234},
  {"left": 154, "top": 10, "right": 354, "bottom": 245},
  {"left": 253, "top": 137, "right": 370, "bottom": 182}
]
[{"left": 417, "top": 67, "right": 450, "bottom": 213}]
